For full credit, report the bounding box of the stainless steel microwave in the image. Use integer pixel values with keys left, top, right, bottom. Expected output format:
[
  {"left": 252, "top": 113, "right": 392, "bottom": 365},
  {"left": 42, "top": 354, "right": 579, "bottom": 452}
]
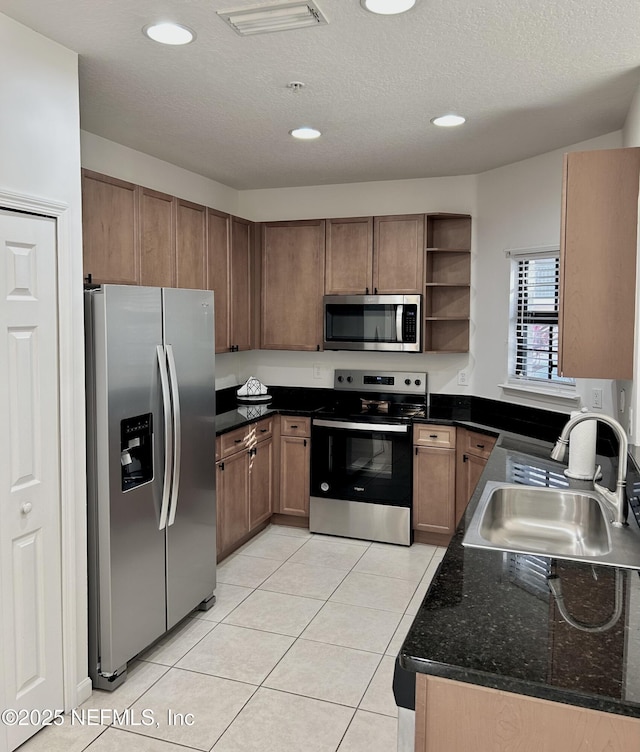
[{"left": 323, "top": 295, "right": 422, "bottom": 352}]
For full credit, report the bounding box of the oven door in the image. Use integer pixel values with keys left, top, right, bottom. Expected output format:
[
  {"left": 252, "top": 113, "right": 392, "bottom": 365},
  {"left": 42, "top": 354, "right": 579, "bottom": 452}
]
[{"left": 311, "top": 418, "right": 412, "bottom": 507}]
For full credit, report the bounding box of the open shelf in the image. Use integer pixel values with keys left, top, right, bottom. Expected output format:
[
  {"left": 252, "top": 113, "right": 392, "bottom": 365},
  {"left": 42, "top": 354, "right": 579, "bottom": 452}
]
[
  {"left": 423, "top": 214, "right": 471, "bottom": 353},
  {"left": 424, "top": 319, "right": 469, "bottom": 352}
]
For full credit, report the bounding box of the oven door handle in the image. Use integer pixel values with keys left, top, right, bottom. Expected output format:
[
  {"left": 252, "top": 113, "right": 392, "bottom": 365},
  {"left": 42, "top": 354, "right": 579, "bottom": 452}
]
[{"left": 312, "top": 419, "right": 409, "bottom": 433}]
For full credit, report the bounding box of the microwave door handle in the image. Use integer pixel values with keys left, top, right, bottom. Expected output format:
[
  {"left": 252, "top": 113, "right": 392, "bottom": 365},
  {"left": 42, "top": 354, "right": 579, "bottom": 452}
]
[
  {"left": 396, "top": 304, "right": 404, "bottom": 343},
  {"left": 156, "top": 345, "right": 172, "bottom": 530}
]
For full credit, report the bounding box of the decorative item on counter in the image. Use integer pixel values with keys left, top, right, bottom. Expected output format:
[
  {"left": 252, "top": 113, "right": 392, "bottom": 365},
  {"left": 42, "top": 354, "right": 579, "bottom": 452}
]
[
  {"left": 237, "top": 376, "right": 272, "bottom": 404},
  {"left": 565, "top": 407, "right": 601, "bottom": 480}
]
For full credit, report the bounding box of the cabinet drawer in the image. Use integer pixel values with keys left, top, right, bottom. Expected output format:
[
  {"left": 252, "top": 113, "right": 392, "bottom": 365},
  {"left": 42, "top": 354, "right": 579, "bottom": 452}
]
[
  {"left": 413, "top": 424, "right": 456, "bottom": 449},
  {"left": 281, "top": 416, "right": 311, "bottom": 437},
  {"left": 220, "top": 425, "right": 251, "bottom": 458},
  {"left": 254, "top": 417, "right": 274, "bottom": 442},
  {"left": 461, "top": 430, "right": 496, "bottom": 460}
]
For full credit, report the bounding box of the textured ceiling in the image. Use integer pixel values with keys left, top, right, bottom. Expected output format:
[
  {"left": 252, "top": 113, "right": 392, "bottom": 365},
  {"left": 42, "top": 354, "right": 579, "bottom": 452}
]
[{"left": 1, "top": 0, "right": 639, "bottom": 189}]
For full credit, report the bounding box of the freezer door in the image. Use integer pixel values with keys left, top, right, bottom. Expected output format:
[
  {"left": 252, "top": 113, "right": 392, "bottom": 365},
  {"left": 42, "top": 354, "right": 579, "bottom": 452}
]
[
  {"left": 163, "top": 288, "right": 216, "bottom": 628},
  {"left": 87, "top": 285, "right": 167, "bottom": 678}
]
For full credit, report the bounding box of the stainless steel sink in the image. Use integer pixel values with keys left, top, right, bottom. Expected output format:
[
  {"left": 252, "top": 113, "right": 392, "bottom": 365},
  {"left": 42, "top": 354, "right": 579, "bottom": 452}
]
[{"left": 463, "top": 481, "right": 640, "bottom": 569}]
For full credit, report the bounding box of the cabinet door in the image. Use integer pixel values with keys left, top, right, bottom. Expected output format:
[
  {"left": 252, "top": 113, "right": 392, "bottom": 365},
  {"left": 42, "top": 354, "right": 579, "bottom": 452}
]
[
  {"left": 81, "top": 169, "right": 139, "bottom": 284},
  {"left": 249, "top": 439, "right": 273, "bottom": 529},
  {"left": 325, "top": 217, "right": 374, "bottom": 294},
  {"left": 455, "top": 450, "right": 487, "bottom": 525},
  {"left": 413, "top": 446, "right": 456, "bottom": 534},
  {"left": 207, "top": 208, "right": 231, "bottom": 353},
  {"left": 231, "top": 216, "right": 253, "bottom": 351},
  {"left": 279, "top": 436, "right": 310, "bottom": 516},
  {"left": 559, "top": 148, "right": 640, "bottom": 379},
  {"left": 139, "top": 187, "right": 175, "bottom": 287},
  {"left": 261, "top": 220, "right": 325, "bottom": 351},
  {"left": 176, "top": 199, "right": 206, "bottom": 289},
  {"left": 217, "top": 451, "right": 250, "bottom": 556},
  {"left": 373, "top": 214, "right": 424, "bottom": 294}
]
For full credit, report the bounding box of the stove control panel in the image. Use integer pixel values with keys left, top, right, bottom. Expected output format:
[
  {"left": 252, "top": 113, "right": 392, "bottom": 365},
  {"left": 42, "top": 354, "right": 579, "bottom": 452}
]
[{"left": 334, "top": 369, "right": 428, "bottom": 395}]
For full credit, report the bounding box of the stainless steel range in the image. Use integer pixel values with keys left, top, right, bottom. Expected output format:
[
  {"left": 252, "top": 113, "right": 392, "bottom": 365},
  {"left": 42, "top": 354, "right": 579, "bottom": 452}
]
[{"left": 310, "top": 369, "right": 428, "bottom": 546}]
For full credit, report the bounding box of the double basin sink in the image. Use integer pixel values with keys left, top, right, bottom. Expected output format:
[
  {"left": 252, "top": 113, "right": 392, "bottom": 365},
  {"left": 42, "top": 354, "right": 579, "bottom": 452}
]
[{"left": 463, "top": 480, "right": 640, "bottom": 569}]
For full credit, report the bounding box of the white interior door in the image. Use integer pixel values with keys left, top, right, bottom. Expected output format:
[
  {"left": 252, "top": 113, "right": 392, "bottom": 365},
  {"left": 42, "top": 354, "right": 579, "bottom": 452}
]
[{"left": 0, "top": 209, "right": 64, "bottom": 751}]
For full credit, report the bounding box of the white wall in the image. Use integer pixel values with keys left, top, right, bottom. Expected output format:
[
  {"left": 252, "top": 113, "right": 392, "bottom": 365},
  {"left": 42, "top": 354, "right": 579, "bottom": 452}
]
[
  {"left": 0, "top": 12, "right": 88, "bottom": 703},
  {"left": 238, "top": 175, "right": 477, "bottom": 221},
  {"left": 621, "top": 83, "right": 640, "bottom": 441},
  {"left": 474, "top": 130, "right": 623, "bottom": 417},
  {"left": 81, "top": 131, "right": 241, "bottom": 216}
]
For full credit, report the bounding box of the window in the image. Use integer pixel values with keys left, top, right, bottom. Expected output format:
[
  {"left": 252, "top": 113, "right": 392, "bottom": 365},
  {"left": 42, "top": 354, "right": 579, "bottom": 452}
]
[{"left": 507, "top": 249, "right": 575, "bottom": 389}]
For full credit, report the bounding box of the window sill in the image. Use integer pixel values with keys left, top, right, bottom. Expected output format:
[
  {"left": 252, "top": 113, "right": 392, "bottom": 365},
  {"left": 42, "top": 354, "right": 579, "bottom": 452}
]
[{"left": 498, "top": 382, "right": 581, "bottom": 406}]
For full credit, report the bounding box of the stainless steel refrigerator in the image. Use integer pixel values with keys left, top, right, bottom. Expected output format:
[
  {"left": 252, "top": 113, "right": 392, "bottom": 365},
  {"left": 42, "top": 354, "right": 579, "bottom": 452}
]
[{"left": 85, "top": 285, "right": 216, "bottom": 690}]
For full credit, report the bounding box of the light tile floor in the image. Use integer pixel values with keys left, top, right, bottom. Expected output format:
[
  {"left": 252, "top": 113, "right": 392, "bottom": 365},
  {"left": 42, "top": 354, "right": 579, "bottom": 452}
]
[{"left": 19, "top": 525, "right": 445, "bottom": 752}]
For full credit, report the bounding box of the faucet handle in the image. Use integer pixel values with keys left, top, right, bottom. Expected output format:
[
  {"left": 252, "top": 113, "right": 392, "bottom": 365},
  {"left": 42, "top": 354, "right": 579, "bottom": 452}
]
[{"left": 592, "top": 464, "right": 602, "bottom": 484}]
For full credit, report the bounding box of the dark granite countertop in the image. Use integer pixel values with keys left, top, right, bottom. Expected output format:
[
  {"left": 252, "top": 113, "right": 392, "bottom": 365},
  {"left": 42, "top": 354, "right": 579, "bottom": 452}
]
[{"left": 400, "top": 433, "right": 640, "bottom": 719}]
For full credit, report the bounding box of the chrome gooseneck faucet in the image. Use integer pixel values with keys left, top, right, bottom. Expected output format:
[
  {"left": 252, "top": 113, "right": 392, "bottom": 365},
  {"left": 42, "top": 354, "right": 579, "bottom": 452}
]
[{"left": 550, "top": 412, "right": 628, "bottom": 527}]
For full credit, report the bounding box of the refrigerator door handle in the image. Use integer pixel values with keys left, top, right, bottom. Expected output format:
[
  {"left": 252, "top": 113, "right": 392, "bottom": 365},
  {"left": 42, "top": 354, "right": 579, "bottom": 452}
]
[
  {"left": 157, "top": 345, "right": 173, "bottom": 530},
  {"left": 166, "top": 344, "right": 182, "bottom": 527}
]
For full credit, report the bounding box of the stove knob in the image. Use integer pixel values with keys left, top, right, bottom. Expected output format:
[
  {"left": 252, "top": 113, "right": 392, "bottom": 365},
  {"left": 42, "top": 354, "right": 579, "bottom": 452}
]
[
  {"left": 320, "top": 482, "right": 330, "bottom": 492},
  {"left": 347, "top": 376, "right": 353, "bottom": 383},
  {"left": 404, "top": 379, "right": 411, "bottom": 385},
  {"left": 337, "top": 376, "right": 344, "bottom": 383},
  {"left": 414, "top": 379, "right": 422, "bottom": 386}
]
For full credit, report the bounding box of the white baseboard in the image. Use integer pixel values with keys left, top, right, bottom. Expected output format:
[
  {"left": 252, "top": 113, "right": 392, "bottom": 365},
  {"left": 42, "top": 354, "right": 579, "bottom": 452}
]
[{"left": 76, "top": 677, "right": 93, "bottom": 706}]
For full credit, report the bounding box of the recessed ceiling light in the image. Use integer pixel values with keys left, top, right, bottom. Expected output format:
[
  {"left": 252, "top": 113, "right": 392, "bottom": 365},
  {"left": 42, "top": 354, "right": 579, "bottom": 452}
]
[
  {"left": 143, "top": 23, "right": 195, "bottom": 45},
  {"left": 431, "top": 114, "right": 466, "bottom": 127},
  {"left": 290, "top": 127, "right": 322, "bottom": 140},
  {"left": 360, "top": 0, "right": 416, "bottom": 15}
]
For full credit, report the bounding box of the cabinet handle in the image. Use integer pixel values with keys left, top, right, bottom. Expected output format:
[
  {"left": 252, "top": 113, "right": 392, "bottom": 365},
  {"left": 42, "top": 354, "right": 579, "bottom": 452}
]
[
  {"left": 415, "top": 447, "right": 418, "bottom": 456},
  {"left": 317, "top": 344, "right": 320, "bottom": 351},
  {"left": 463, "top": 455, "right": 468, "bottom": 463},
  {"left": 84, "top": 273, "right": 93, "bottom": 285},
  {"left": 429, "top": 434, "right": 438, "bottom": 439},
  {"left": 476, "top": 444, "right": 485, "bottom": 449},
  {"left": 260, "top": 428, "right": 267, "bottom": 433},
  {"left": 220, "top": 462, "right": 225, "bottom": 471},
  {"left": 249, "top": 447, "right": 257, "bottom": 457},
  {"left": 374, "top": 287, "right": 378, "bottom": 294},
  {"left": 304, "top": 439, "right": 307, "bottom": 447},
  {"left": 234, "top": 438, "right": 243, "bottom": 444},
  {"left": 366, "top": 287, "right": 369, "bottom": 294}
]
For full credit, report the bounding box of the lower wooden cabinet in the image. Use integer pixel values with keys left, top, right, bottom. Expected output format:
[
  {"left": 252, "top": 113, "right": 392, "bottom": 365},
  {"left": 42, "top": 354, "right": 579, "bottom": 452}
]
[
  {"left": 216, "top": 419, "right": 273, "bottom": 560},
  {"left": 415, "top": 674, "right": 640, "bottom": 752},
  {"left": 413, "top": 425, "right": 456, "bottom": 535},
  {"left": 279, "top": 416, "right": 311, "bottom": 516},
  {"left": 455, "top": 428, "right": 496, "bottom": 524}
]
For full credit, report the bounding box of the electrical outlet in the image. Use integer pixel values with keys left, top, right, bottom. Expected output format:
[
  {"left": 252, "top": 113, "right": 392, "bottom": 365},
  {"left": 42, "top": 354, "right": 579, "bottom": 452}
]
[
  {"left": 592, "top": 388, "right": 603, "bottom": 409},
  {"left": 313, "top": 362, "right": 322, "bottom": 379},
  {"left": 457, "top": 370, "right": 468, "bottom": 386}
]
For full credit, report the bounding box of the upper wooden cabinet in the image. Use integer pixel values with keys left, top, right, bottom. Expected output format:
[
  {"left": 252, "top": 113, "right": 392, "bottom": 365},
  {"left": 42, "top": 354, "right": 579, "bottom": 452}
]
[
  {"left": 139, "top": 187, "right": 175, "bottom": 287},
  {"left": 207, "top": 208, "right": 231, "bottom": 353},
  {"left": 82, "top": 170, "right": 139, "bottom": 285},
  {"left": 324, "top": 214, "right": 424, "bottom": 295},
  {"left": 559, "top": 148, "right": 640, "bottom": 379},
  {"left": 325, "top": 217, "right": 374, "bottom": 294},
  {"left": 261, "top": 220, "right": 326, "bottom": 351},
  {"left": 175, "top": 199, "right": 206, "bottom": 290},
  {"left": 230, "top": 216, "right": 253, "bottom": 352},
  {"left": 207, "top": 211, "right": 253, "bottom": 353}
]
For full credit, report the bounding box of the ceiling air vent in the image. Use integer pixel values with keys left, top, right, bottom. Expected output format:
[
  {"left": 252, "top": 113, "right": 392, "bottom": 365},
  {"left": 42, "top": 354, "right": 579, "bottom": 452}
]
[{"left": 217, "top": 1, "right": 328, "bottom": 35}]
